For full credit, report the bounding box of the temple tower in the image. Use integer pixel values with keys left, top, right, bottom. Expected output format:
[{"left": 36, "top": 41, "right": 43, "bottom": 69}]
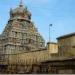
[{"left": 0, "top": 0, "right": 45, "bottom": 55}]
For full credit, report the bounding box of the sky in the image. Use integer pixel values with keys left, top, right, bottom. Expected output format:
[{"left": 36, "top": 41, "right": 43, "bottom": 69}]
[{"left": 0, "top": 0, "right": 75, "bottom": 43}]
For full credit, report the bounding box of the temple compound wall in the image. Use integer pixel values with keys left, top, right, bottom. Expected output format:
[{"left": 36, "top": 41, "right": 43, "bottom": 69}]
[{"left": 0, "top": 49, "right": 51, "bottom": 65}]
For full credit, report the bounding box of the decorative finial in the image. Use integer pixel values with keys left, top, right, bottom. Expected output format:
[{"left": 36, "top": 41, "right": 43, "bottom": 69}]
[{"left": 19, "top": 0, "right": 23, "bottom": 7}]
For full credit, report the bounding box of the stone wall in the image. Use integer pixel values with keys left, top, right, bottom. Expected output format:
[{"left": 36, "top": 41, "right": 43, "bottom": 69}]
[
  {"left": 58, "top": 35, "right": 75, "bottom": 57},
  {"left": 5, "top": 49, "right": 51, "bottom": 65}
]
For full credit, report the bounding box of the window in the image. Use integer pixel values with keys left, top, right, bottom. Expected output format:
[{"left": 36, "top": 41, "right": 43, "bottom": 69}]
[
  {"left": 15, "top": 32, "right": 17, "bottom": 37},
  {"left": 28, "top": 15, "right": 31, "bottom": 20}
]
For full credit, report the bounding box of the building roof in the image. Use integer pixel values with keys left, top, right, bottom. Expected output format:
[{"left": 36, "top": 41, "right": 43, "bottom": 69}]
[
  {"left": 47, "top": 42, "right": 57, "bottom": 44},
  {"left": 41, "top": 56, "right": 75, "bottom": 63},
  {"left": 57, "top": 32, "right": 75, "bottom": 39}
]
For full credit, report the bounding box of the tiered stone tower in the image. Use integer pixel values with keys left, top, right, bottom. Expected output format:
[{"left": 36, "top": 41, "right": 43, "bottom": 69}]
[{"left": 0, "top": 0, "right": 45, "bottom": 55}]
